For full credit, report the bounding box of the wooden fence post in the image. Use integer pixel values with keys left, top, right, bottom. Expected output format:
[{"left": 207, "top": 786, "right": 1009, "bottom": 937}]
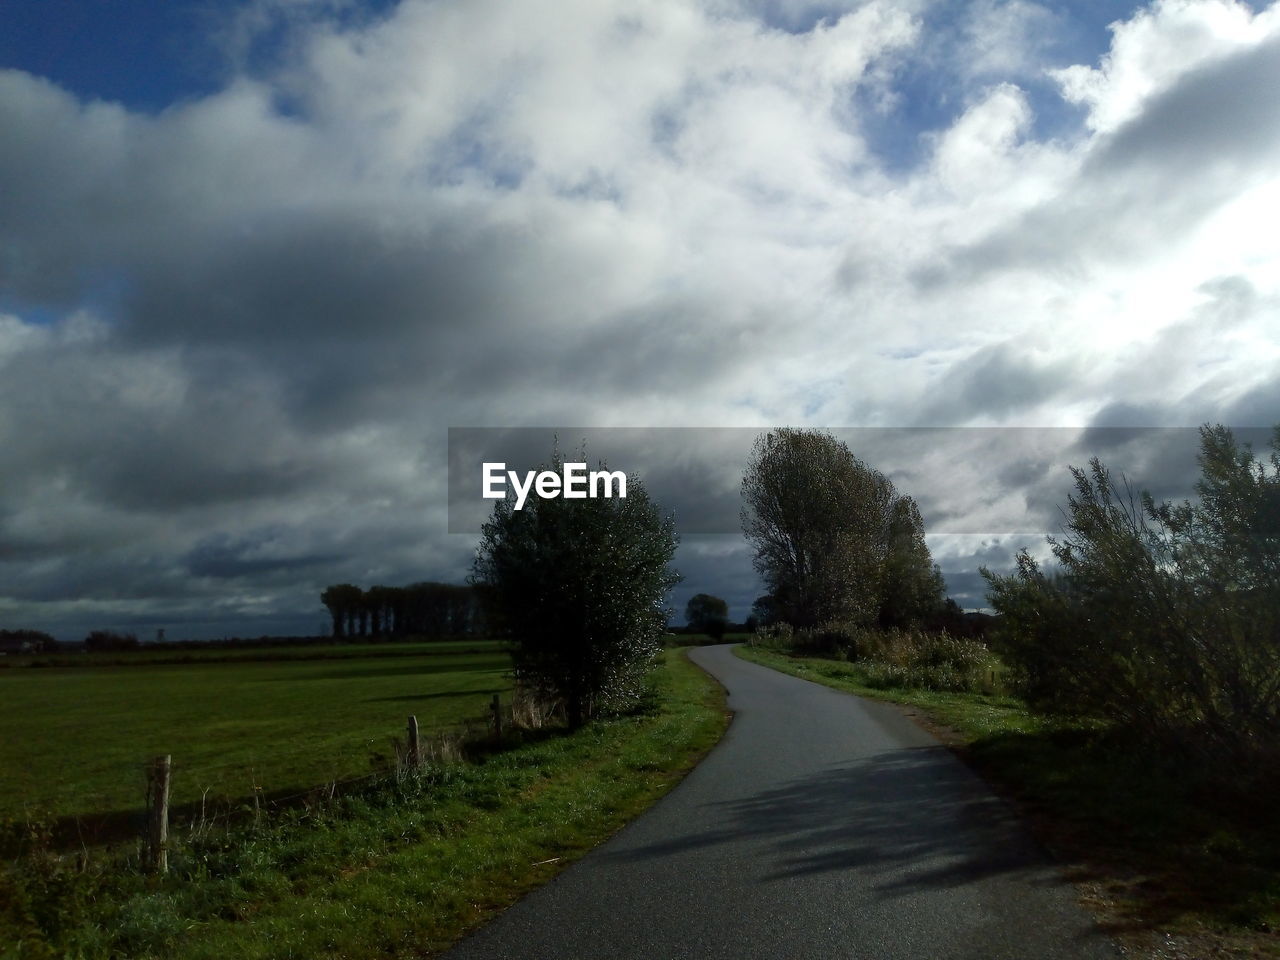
[
  {"left": 491, "top": 694, "right": 502, "bottom": 743},
  {"left": 147, "top": 755, "right": 171, "bottom": 875},
  {"left": 407, "top": 715, "right": 420, "bottom": 769}
]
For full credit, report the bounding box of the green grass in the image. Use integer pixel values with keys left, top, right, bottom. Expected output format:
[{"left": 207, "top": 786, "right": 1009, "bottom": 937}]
[
  {"left": 0, "top": 642, "right": 511, "bottom": 822},
  {"left": 2, "top": 649, "right": 728, "bottom": 960},
  {"left": 736, "top": 644, "right": 1280, "bottom": 956}
]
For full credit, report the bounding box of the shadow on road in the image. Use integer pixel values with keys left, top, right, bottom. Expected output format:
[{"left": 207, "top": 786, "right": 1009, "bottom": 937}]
[{"left": 609, "top": 746, "right": 1066, "bottom": 899}]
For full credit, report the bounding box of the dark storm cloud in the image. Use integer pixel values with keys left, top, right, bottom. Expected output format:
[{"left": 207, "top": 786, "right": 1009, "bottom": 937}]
[{"left": 1223, "top": 377, "right": 1280, "bottom": 429}]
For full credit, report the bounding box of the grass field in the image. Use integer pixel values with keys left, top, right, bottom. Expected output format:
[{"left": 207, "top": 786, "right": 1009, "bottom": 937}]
[
  {"left": 736, "top": 643, "right": 1280, "bottom": 958},
  {"left": 0, "top": 638, "right": 493, "bottom": 669},
  {"left": 3, "top": 648, "right": 729, "bottom": 959},
  {"left": 0, "top": 641, "right": 512, "bottom": 823}
]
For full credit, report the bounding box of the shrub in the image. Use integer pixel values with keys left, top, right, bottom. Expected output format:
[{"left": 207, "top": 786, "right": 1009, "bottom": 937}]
[
  {"left": 472, "top": 446, "right": 679, "bottom": 728},
  {"left": 982, "top": 424, "right": 1280, "bottom": 776}
]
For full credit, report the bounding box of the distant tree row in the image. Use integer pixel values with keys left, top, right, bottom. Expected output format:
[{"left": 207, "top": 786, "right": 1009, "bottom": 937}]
[{"left": 319, "top": 582, "right": 477, "bottom": 638}]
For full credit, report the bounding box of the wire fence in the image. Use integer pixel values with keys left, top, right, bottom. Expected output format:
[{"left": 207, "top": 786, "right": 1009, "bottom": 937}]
[{"left": 6, "top": 692, "right": 560, "bottom": 872}]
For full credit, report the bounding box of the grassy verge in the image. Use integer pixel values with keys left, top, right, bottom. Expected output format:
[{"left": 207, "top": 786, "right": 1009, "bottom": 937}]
[
  {"left": 2, "top": 648, "right": 728, "bottom": 960},
  {"left": 736, "top": 644, "right": 1280, "bottom": 959}
]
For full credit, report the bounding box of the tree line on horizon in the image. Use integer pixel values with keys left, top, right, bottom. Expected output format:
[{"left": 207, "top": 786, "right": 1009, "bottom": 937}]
[{"left": 318, "top": 581, "right": 478, "bottom": 639}]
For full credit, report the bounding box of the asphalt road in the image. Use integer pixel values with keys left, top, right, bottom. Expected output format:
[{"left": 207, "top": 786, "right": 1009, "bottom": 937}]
[{"left": 443, "top": 644, "right": 1118, "bottom": 959}]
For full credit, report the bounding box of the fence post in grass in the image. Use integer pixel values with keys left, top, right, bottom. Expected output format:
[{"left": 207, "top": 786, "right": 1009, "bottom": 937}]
[
  {"left": 491, "top": 694, "right": 502, "bottom": 743},
  {"left": 147, "top": 754, "right": 171, "bottom": 875},
  {"left": 407, "top": 715, "right": 421, "bottom": 769}
]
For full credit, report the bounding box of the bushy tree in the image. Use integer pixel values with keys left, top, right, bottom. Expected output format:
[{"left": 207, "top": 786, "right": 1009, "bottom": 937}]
[
  {"left": 982, "top": 424, "right": 1280, "bottom": 773},
  {"left": 747, "top": 594, "right": 778, "bottom": 631},
  {"left": 740, "top": 428, "right": 943, "bottom": 628},
  {"left": 878, "top": 496, "right": 947, "bottom": 628},
  {"left": 472, "top": 449, "right": 680, "bottom": 728},
  {"left": 685, "top": 593, "right": 729, "bottom": 639}
]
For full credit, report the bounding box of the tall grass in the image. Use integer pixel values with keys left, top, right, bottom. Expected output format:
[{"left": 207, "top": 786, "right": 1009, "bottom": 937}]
[{"left": 750, "top": 621, "right": 1001, "bottom": 694}]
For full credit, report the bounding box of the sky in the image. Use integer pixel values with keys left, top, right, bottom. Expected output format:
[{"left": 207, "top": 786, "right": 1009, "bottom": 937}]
[{"left": 1, "top": 0, "right": 1278, "bottom": 641}]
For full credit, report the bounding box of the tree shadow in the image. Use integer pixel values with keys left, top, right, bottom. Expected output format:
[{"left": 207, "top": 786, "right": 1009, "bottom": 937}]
[{"left": 610, "top": 746, "right": 1065, "bottom": 899}]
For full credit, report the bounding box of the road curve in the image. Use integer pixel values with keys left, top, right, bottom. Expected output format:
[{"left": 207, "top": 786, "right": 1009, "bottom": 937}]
[{"left": 443, "top": 644, "right": 1118, "bottom": 959}]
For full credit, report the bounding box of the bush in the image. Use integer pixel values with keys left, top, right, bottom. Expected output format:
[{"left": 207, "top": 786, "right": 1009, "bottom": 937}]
[
  {"left": 758, "top": 619, "right": 999, "bottom": 693},
  {"left": 982, "top": 424, "right": 1280, "bottom": 776},
  {"left": 855, "top": 628, "right": 997, "bottom": 693},
  {"left": 472, "top": 447, "right": 680, "bottom": 728}
]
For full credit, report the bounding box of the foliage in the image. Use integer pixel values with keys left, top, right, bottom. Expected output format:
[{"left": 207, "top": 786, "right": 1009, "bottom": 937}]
[
  {"left": 740, "top": 428, "right": 944, "bottom": 628},
  {"left": 684, "top": 593, "right": 729, "bottom": 639},
  {"left": 472, "top": 447, "right": 680, "bottom": 728},
  {"left": 856, "top": 630, "right": 998, "bottom": 693},
  {"left": 746, "top": 594, "right": 779, "bottom": 631},
  {"left": 982, "top": 424, "right": 1280, "bottom": 776},
  {"left": 878, "top": 497, "right": 948, "bottom": 628},
  {"left": 756, "top": 619, "right": 998, "bottom": 694},
  {"left": 320, "top": 582, "right": 477, "bottom": 638}
]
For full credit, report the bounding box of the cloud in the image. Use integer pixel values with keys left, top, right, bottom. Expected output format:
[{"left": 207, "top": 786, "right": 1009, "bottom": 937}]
[{"left": 1, "top": 0, "right": 1279, "bottom": 635}]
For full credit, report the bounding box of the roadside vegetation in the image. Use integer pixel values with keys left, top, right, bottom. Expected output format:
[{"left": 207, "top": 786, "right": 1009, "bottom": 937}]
[
  {"left": 738, "top": 424, "right": 1280, "bottom": 957},
  {"left": 2, "top": 648, "right": 725, "bottom": 959}
]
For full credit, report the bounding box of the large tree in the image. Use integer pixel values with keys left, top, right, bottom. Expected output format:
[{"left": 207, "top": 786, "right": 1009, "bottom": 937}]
[
  {"left": 473, "top": 449, "right": 680, "bottom": 728},
  {"left": 685, "top": 593, "right": 729, "bottom": 639},
  {"left": 741, "top": 428, "right": 942, "bottom": 628},
  {"left": 320, "top": 583, "right": 363, "bottom": 638}
]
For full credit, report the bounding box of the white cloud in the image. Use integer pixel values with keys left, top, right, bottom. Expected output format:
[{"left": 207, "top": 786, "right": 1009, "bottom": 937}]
[{"left": 1051, "top": 0, "right": 1277, "bottom": 133}]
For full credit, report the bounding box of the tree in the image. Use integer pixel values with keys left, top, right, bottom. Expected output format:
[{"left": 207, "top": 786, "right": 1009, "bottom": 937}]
[
  {"left": 320, "top": 584, "right": 363, "bottom": 638},
  {"left": 685, "top": 593, "right": 729, "bottom": 639},
  {"left": 472, "top": 447, "right": 680, "bottom": 728},
  {"left": 878, "top": 496, "right": 947, "bottom": 628},
  {"left": 740, "top": 428, "right": 941, "bottom": 628},
  {"left": 746, "top": 594, "right": 778, "bottom": 631},
  {"left": 982, "top": 424, "right": 1280, "bottom": 774}
]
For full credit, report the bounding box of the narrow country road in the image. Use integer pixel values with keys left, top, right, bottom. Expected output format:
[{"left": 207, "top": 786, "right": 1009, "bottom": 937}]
[{"left": 443, "top": 644, "right": 1118, "bottom": 959}]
